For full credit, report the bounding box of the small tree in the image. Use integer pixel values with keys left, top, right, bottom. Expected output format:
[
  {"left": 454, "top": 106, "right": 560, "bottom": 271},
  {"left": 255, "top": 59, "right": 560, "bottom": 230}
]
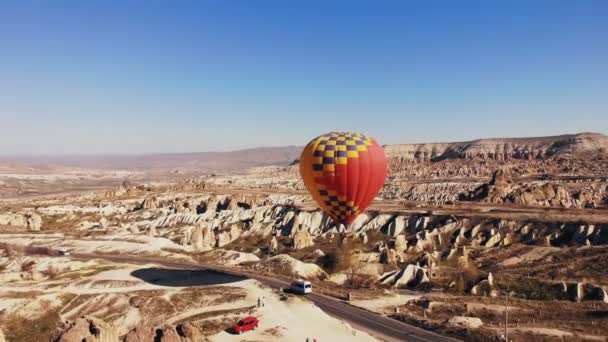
[
  {"left": 346, "top": 261, "right": 364, "bottom": 286},
  {"left": 346, "top": 261, "right": 376, "bottom": 289}
]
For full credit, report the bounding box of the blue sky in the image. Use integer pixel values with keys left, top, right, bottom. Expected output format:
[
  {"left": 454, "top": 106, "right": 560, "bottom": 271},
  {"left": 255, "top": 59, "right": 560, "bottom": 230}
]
[{"left": 0, "top": 1, "right": 606, "bottom": 154}]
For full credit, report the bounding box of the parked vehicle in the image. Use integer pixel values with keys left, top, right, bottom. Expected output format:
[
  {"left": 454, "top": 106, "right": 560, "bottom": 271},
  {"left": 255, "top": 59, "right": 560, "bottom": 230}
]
[
  {"left": 58, "top": 248, "right": 70, "bottom": 256},
  {"left": 233, "top": 316, "right": 259, "bottom": 334},
  {"left": 289, "top": 279, "right": 312, "bottom": 294}
]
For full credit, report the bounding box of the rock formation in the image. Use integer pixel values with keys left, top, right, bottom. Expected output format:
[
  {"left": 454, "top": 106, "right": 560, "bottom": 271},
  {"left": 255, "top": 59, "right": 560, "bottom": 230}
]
[
  {"left": 141, "top": 196, "right": 159, "bottom": 209},
  {"left": 269, "top": 236, "right": 279, "bottom": 254},
  {"left": 379, "top": 246, "right": 399, "bottom": 266},
  {"left": 385, "top": 132, "right": 608, "bottom": 162},
  {"left": 0, "top": 212, "right": 42, "bottom": 231},
  {"left": 189, "top": 223, "right": 215, "bottom": 250},
  {"left": 55, "top": 316, "right": 118, "bottom": 342},
  {"left": 448, "top": 316, "right": 483, "bottom": 329},
  {"left": 380, "top": 264, "right": 429, "bottom": 288},
  {"left": 255, "top": 254, "right": 327, "bottom": 279},
  {"left": 461, "top": 169, "right": 605, "bottom": 208},
  {"left": 460, "top": 169, "right": 513, "bottom": 202},
  {"left": 471, "top": 280, "right": 493, "bottom": 296},
  {"left": 293, "top": 226, "right": 314, "bottom": 250},
  {"left": 394, "top": 235, "right": 408, "bottom": 253}
]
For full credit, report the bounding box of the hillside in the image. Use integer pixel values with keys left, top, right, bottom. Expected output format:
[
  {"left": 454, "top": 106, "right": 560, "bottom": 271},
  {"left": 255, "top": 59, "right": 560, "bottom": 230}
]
[{"left": 384, "top": 132, "right": 608, "bottom": 162}]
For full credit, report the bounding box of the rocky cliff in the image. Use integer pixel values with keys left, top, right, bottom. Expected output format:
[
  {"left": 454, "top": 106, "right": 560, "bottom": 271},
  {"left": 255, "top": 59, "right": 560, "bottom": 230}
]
[
  {"left": 385, "top": 132, "right": 608, "bottom": 162},
  {"left": 461, "top": 170, "right": 608, "bottom": 208}
]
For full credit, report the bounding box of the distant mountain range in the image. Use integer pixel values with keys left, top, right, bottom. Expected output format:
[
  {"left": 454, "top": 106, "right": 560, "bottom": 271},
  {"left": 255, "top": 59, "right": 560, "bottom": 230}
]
[
  {"left": 0, "top": 146, "right": 302, "bottom": 173},
  {"left": 1, "top": 133, "right": 606, "bottom": 173}
]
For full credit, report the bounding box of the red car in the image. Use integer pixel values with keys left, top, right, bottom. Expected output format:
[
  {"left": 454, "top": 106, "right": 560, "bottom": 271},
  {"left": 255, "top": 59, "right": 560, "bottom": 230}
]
[{"left": 233, "top": 316, "right": 259, "bottom": 334}]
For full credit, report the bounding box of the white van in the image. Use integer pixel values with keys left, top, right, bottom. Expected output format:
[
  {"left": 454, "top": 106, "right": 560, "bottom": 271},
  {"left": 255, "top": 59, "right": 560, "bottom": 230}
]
[{"left": 289, "top": 279, "right": 312, "bottom": 294}]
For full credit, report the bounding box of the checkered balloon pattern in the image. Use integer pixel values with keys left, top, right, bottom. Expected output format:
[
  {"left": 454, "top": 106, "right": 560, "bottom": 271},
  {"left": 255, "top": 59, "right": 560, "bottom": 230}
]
[{"left": 299, "top": 132, "right": 388, "bottom": 225}]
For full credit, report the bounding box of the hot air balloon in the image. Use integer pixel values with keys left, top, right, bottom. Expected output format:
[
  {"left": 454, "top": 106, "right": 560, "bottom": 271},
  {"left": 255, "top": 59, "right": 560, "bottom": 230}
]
[{"left": 299, "top": 132, "right": 388, "bottom": 225}]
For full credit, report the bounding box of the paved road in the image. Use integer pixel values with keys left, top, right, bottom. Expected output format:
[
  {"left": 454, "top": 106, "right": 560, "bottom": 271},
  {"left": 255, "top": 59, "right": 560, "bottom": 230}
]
[{"left": 73, "top": 253, "right": 460, "bottom": 342}]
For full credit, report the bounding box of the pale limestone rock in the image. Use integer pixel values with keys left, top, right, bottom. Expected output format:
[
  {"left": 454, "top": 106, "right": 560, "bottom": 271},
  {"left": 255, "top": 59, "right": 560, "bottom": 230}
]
[
  {"left": 296, "top": 211, "right": 328, "bottom": 235},
  {"left": 255, "top": 254, "right": 327, "bottom": 279},
  {"left": 216, "top": 223, "right": 241, "bottom": 247},
  {"left": 448, "top": 316, "right": 483, "bottom": 329},
  {"left": 269, "top": 236, "right": 279, "bottom": 253},
  {"left": 293, "top": 226, "right": 314, "bottom": 250},
  {"left": 360, "top": 232, "right": 368, "bottom": 244},
  {"left": 311, "top": 249, "right": 325, "bottom": 258},
  {"left": 502, "top": 233, "right": 512, "bottom": 246},
  {"left": 99, "top": 217, "right": 109, "bottom": 229},
  {"left": 471, "top": 280, "right": 492, "bottom": 296},
  {"left": 26, "top": 212, "right": 43, "bottom": 231},
  {"left": 0, "top": 212, "right": 22, "bottom": 228},
  {"left": 79, "top": 221, "right": 97, "bottom": 230},
  {"left": 576, "top": 282, "right": 584, "bottom": 302},
  {"left": 385, "top": 216, "right": 407, "bottom": 236},
  {"left": 191, "top": 224, "right": 205, "bottom": 249},
  {"left": 349, "top": 213, "right": 370, "bottom": 232},
  {"left": 141, "top": 196, "right": 159, "bottom": 209},
  {"left": 394, "top": 235, "right": 407, "bottom": 253},
  {"left": 148, "top": 224, "right": 157, "bottom": 237},
  {"left": 485, "top": 232, "right": 502, "bottom": 248},
  {"left": 128, "top": 225, "right": 140, "bottom": 234},
  {"left": 380, "top": 247, "right": 399, "bottom": 266},
  {"left": 361, "top": 214, "right": 393, "bottom": 232},
  {"left": 99, "top": 204, "right": 128, "bottom": 216},
  {"left": 380, "top": 264, "right": 429, "bottom": 288}
]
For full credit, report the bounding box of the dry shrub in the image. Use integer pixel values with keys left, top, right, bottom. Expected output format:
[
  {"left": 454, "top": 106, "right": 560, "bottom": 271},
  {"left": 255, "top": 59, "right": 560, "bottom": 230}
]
[
  {"left": 0, "top": 243, "right": 59, "bottom": 257},
  {"left": 348, "top": 272, "right": 377, "bottom": 289},
  {"left": 321, "top": 235, "right": 354, "bottom": 273},
  {"left": 1, "top": 311, "right": 62, "bottom": 342},
  {"left": 20, "top": 260, "right": 36, "bottom": 273},
  {"left": 137, "top": 297, "right": 176, "bottom": 323},
  {"left": 0, "top": 243, "right": 17, "bottom": 257},
  {"left": 23, "top": 245, "right": 58, "bottom": 256},
  {"left": 40, "top": 265, "right": 59, "bottom": 279},
  {"left": 344, "top": 262, "right": 377, "bottom": 289},
  {"left": 333, "top": 245, "right": 353, "bottom": 272},
  {"left": 437, "top": 258, "right": 483, "bottom": 293}
]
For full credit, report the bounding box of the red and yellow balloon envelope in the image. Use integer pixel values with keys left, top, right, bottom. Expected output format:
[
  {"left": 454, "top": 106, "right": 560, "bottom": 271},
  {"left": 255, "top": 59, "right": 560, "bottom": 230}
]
[{"left": 299, "top": 132, "right": 388, "bottom": 225}]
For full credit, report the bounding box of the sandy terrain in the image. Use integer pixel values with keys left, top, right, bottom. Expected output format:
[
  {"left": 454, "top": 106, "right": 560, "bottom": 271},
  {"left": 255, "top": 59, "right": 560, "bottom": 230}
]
[
  {"left": 351, "top": 292, "right": 423, "bottom": 314},
  {"left": 0, "top": 250, "right": 377, "bottom": 341}
]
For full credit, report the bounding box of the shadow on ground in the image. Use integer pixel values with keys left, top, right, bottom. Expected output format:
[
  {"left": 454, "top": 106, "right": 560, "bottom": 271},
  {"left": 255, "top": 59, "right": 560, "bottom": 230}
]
[{"left": 130, "top": 267, "right": 247, "bottom": 287}]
